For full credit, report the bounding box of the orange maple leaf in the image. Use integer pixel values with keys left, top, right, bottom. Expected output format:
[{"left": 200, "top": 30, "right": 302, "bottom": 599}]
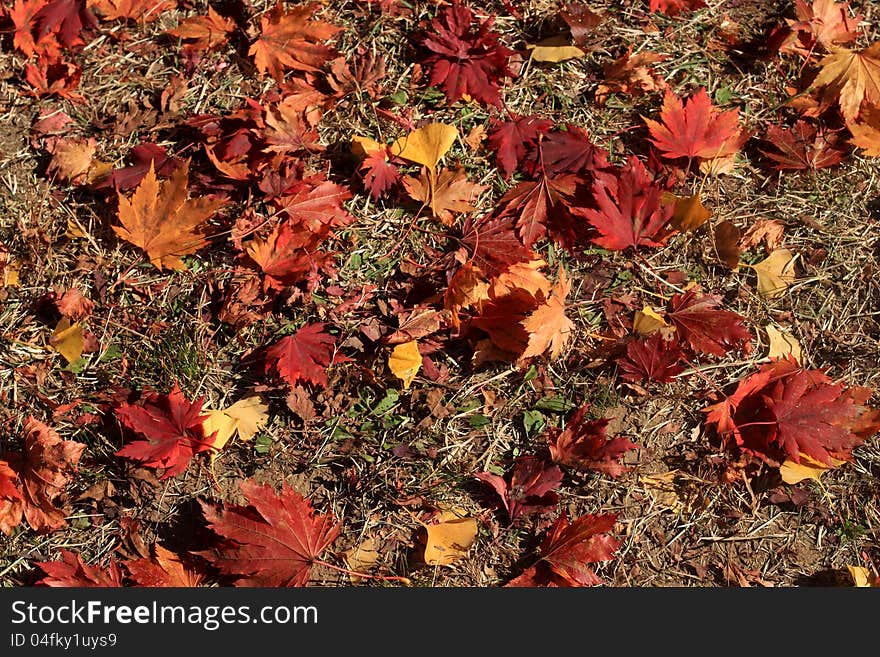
[
  {"left": 113, "top": 160, "right": 226, "bottom": 271},
  {"left": 402, "top": 167, "right": 487, "bottom": 225},
  {"left": 521, "top": 267, "right": 574, "bottom": 360},
  {"left": 248, "top": 2, "right": 342, "bottom": 82},
  {"left": 813, "top": 43, "right": 880, "bottom": 122}
]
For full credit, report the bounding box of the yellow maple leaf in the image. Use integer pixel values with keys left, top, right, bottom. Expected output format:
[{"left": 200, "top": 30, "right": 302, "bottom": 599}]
[
  {"left": 113, "top": 160, "right": 226, "bottom": 271},
  {"left": 388, "top": 340, "right": 422, "bottom": 390}
]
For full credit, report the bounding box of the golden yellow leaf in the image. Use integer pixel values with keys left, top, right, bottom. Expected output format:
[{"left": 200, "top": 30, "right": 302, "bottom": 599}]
[
  {"left": 528, "top": 43, "right": 586, "bottom": 63},
  {"left": 665, "top": 191, "right": 711, "bottom": 231},
  {"left": 203, "top": 396, "right": 269, "bottom": 454},
  {"left": 2, "top": 261, "right": 20, "bottom": 288},
  {"left": 390, "top": 122, "right": 458, "bottom": 172},
  {"left": 388, "top": 340, "right": 422, "bottom": 390},
  {"left": 423, "top": 512, "right": 477, "bottom": 566},
  {"left": 633, "top": 305, "right": 673, "bottom": 336},
  {"left": 750, "top": 249, "right": 796, "bottom": 299},
  {"left": 113, "top": 160, "right": 226, "bottom": 271},
  {"left": 779, "top": 453, "right": 844, "bottom": 484},
  {"left": 350, "top": 135, "right": 386, "bottom": 159},
  {"left": 813, "top": 43, "right": 880, "bottom": 122},
  {"left": 766, "top": 325, "right": 803, "bottom": 364},
  {"left": 49, "top": 318, "right": 84, "bottom": 364},
  {"left": 847, "top": 565, "right": 875, "bottom": 587}
]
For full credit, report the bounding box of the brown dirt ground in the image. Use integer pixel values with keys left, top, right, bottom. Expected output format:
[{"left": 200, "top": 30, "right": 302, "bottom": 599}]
[{"left": 1, "top": 0, "right": 879, "bottom": 587}]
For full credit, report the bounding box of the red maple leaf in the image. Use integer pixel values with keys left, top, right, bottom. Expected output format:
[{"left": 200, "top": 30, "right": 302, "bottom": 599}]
[
  {"left": 35, "top": 549, "right": 124, "bottom": 587},
  {"left": 649, "top": 0, "right": 707, "bottom": 16},
  {"left": 459, "top": 215, "right": 532, "bottom": 278},
  {"left": 506, "top": 512, "right": 619, "bottom": 587},
  {"left": 617, "top": 333, "right": 685, "bottom": 384},
  {"left": 421, "top": 2, "right": 515, "bottom": 107},
  {"left": 274, "top": 176, "right": 355, "bottom": 233},
  {"left": 24, "top": 56, "right": 83, "bottom": 101},
  {"left": 0, "top": 417, "right": 85, "bottom": 536},
  {"left": 578, "top": 156, "right": 674, "bottom": 251},
  {"left": 644, "top": 87, "right": 746, "bottom": 161},
  {"left": 125, "top": 544, "right": 205, "bottom": 587},
  {"left": 487, "top": 115, "right": 553, "bottom": 178},
  {"left": 498, "top": 174, "right": 579, "bottom": 248},
  {"left": 249, "top": 2, "right": 341, "bottom": 82},
  {"left": 114, "top": 383, "right": 212, "bottom": 479},
  {"left": 759, "top": 121, "right": 847, "bottom": 171},
  {"left": 546, "top": 406, "right": 639, "bottom": 478},
  {"left": 360, "top": 151, "right": 400, "bottom": 198},
  {"left": 264, "top": 323, "right": 336, "bottom": 389},
  {"left": 34, "top": 0, "right": 97, "bottom": 50},
  {"left": 198, "top": 479, "right": 341, "bottom": 587},
  {"left": 779, "top": 0, "right": 862, "bottom": 57},
  {"left": 665, "top": 288, "right": 751, "bottom": 356},
  {"left": 475, "top": 456, "right": 562, "bottom": 523},
  {"left": 704, "top": 359, "right": 880, "bottom": 466},
  {"left": 10, "top": 0, "right": 58, "bottom": 59},
  {"left": 245, "top": 220, "right": 336, "bottom": 292},
  {"left": 94, "top": 142, "right": 182, "bottom": 191},
  {"left": 527, "top": 125, "right": 612, "bottom": 178}
]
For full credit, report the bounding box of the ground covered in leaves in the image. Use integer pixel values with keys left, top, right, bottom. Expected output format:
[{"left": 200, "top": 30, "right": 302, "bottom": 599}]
[{"left": 2, "top": 0, "right": 880, "bottom": 588}]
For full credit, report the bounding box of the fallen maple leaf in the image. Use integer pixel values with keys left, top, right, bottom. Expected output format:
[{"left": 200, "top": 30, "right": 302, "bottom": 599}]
[
  {"left": 359, "top": 151, "right": 400, "bottom": 198},
  {"left": 847, "top": 105, "right": 880, "bottom": 156},
  {"left": 580, "top": 156, "right": 674, "bottom": 251},
  {"left": 704, "top": 358, "right": 880, "bottom": 466},
  {"left": 421, "top": 3, "right": 514, "bottom": 107},
  {"left": 126, "top": 544, "right": 205, "bottom": 587},
  {"left": 740, "top": 219, "right": 786, "bottom": 253},
  {"left": 596, "top": 48, "right": 668, "bottom": 104},
  {"left": 35, "top": 549, "right": 123, "bottom": 587},
  {"left": 265, "top": 323, "right": 336, "bottom": 389},
  {"left": 546, "top": 406, "right": 639, "bottom": 478},
  {"left": 813, "top": 43, "right": 880, "bottom": 122},
  {"left": 45, "top": 135, "right": 97, "bottom": 184},
  {"left": 245, "top": 220, "right": 334, "bottom": 292},
  {"left": 487, "top": 115, "right": 553, "bottom": 178},
  {"left": 497, "top": 174, "right": 579, "bottom": 248},
  {"left": 560, "top": 3, "right": 602, "bottom": 48},
  {"left": 520, "top": 266, "right": 575, "bottom": 360},
  {"left": 475, "top": 456, "right": 562, "bottom": 523},
  {"left": 760, "top": 121, "right": 847, "bottom": 170},
  {"left": 199, "top": 479, "right": 341, "bottom": 586},
  {"left": 506, "top": 512, "right": 619, "bottom": 587},
  {"left": 617, "top": 333, "right": 685, "bottom": 384},
  {"left": 527, "top": 125, "right": 612, "bottom": 178},
  {"left": 34, "top": 0, "right": 98, "bottom": 50},
  {"left": 459, "top": 215, "right": 532, "bottom": 278},
  {"left": 249, "top": 2, "right": 341, "bottom": 82},
  {"left": 0, "top": 417, "right": 85, "bottom": 535},
  {"left": 666, "top": 288, "right": 751, "bottom": 356},
  {"left": 115, "top": 383, "right": 213, "bottom": 479},
  {"left": 780, "top": 0, "right": 862, "bottom": 57},
  {"left": 88, "top": 0, "right": 175, "bottom": 22},
  {"left": 113, "top": 160, "right": 226, "bottom": 271},
  {"left": 402, "top": 166, "right": 486, "bottom": 225},
  {"left": 168, "top": 6, "right": 233, "bottom": 53},
  {"left": 644, "top": 87, "right": 746, "bottom": 162}
]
